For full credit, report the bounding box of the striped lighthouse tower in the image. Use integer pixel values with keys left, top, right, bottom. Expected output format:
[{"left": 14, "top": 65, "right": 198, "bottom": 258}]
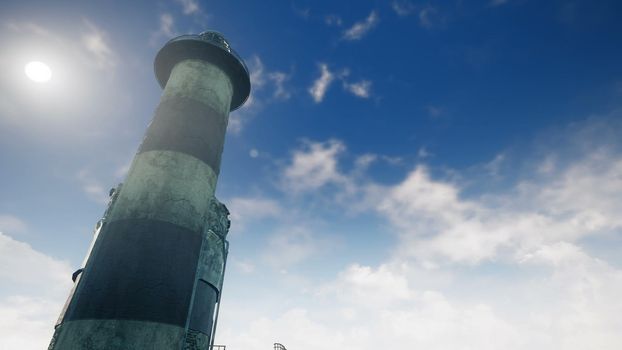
[{"left": 48, "top": 31, "right": 250, "bottom": 349}]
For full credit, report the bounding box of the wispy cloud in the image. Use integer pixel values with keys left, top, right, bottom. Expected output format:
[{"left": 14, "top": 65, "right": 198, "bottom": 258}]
[
  {"left": 389, "top": 3, "right": 442, "bottom": 29},
  {"left": 292, "top": 5, "right": 311, "bottom": 20},
  {"left": 81, "top": 19, "right": 116, "bottom": 71},
  {"left": 308, "top": 64, "right": 373, "bottom": 102},
  {"left": 342, "top": 11, "right": 379, "bottom": 41},
  {"left": 228, "top": 197, "right": 282, "bottom": 231},
  {"left": 76, "top": 169, "right": 111, "bottom": 205},
  {"left": 343, "top": 79, "right": 372, "bottom": 98},
  {"left": 4, "top": 19, "right": 118, "bottom": 73},
  {"left": 230, "top": 55, "right": 291, "bottom": 133},
  {"left": 392, "top": 1, "right": 417, "bottom": 17},
  {"left": 308, "top": 63, "right": 335, "bottom": 103},
  {"left": 175, "top": 0, "right": 200, "bottom": 15},
  {"left": 419, "top": 6, "right": 439, "bottom": 29},
  {"left": 269, "top": 71, "right": 291, "bottom": 99},
  {"left": 150, "top": 13, "right": 176, "bottom": 46},
  {"left": 263, "top": 228, "right": 320, "bottom": 268},
  {"left": 324, "top": 14, "right": 343, "bottom": 26},
  {"left": 0, "top": 215, "right": 27, "bottom": 235}
]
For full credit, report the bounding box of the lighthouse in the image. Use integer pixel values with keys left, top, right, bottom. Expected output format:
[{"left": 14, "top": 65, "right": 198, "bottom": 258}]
[{"left": 48, "top": 31, "right": 250, "bottom": 349}]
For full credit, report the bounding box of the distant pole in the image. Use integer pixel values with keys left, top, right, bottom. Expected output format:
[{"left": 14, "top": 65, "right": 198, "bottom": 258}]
[{"left": 48, "top": 31, "right": 250, "bottom": 349}]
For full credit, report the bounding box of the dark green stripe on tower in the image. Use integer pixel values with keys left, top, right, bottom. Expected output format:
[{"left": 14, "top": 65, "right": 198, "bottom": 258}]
[
  {"left": 139, "top": 96, "right": 227, "bottom": 174},
  {"left": 64, "top": 219, "right": 203, "bottom": 326},
  {"left": 49, "top": 31, "right": 250, "bottom": 350}
]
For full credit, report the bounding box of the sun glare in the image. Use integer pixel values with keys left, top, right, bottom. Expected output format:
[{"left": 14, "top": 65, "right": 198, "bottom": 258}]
[{"left": 25, "top": 61, "right": 52, "bottom": 83}]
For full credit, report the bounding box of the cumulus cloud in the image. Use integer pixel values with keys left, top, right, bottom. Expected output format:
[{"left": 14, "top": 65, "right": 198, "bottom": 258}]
[
  {"left": 282, "top": 139, "right": 349, "bottom": 192},
  {"left": 373, "top": 146, "right": 622, "bottom": 265},
  {"left": 217, "top": 115, "right": 622, "bottom": 350},
  {"left": 223, "top": 241, "right": 622, "bottom": 350},
  {"left": 308, "top": 63, "right": 334, "bottom": 103},
  {"left": 0, "top": 233, "right": 72, "bottom": 293},
  {"left": 272, "top": 116, "right": 622, "bottom": 268},
  {"left": 0, "top": 233, "right": 73, "bottom": 350},
  {"left": 342, "top": 11, "right": 379, "bottom": 41}
]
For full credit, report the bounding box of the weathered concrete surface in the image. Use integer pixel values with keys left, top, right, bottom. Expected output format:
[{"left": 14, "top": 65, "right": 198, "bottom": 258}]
[
  {"left": 110, "top": 150, "right": 218, "bottom": 233},
  {"left": 162, "top": 59, "right": 233, "bottom": 116},
  {"left": 49, "top": 320, "right": 184, "bottom": 350}
]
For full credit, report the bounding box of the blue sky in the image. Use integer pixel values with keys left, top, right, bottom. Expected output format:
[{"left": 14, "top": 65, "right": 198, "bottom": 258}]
[{"left": 1, "top": 0, "right": 622, "bottom": 349}]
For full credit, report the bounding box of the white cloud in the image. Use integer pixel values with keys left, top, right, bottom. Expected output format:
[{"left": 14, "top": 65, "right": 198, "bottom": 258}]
[
  {"left": 230, "top": 55, "right": 290, "bottom": 133},
  {"left": 246, "top": 55, "right": 291, "bottom": 101},
  {"left": 0, "top": 233, "right": 73, "bottom": 350},
  {"left": 81, "top": 20, "right": 116, "bottom": 71},
  {"left": 228, "top": 197, "right": 282, "bottom": 228},
  {"left": 0, "top": 233, "right": 72, "bottom": 294},
  {"left": 76, "top": 168, "right": 111, "bottom": 205},
  {"left": 308, "top": 64, "right": 371, "bottom": 102},
  {"left": 176, "top": 0, "right": 200, "bottom": 15},
  {"left": 0, "top": 296, "right": 65, "bottom": 350},
  {"left": 150, "top": 13, "right": 176, "bottom": 46},
  {"left": 374, "top": 149, "right": 622, "bottom": 264},
  {"left": 263, "top": 228, "right": 319, "bottom": 268},
  {"left": 318, "top": 263, "right": 413, "bottom": 307},
  {"left": 222, "top": 117, "right": 622, "bottom": 350},
  {"left": 484, "top": 153, "right": 506, "bottom": 176},
  {"left": 233, "top": 259, "right": 256, "bottom": 274},
  {"left": 274, "top": 116, "right": 622, "bottom": 266},
  {"left": 343, "top": 79, "right": 372, "bottom": 98},
  {"left": 282, "top": 139, "right": 348, "bottom": 192},
  {"left": 223, "top": 243, "right": 622, "bottom": 350},
  {"left": 269, "top": 72, "right": 291, "bottom": 99},
  {"left": 354, "top": 153, "right": 377, "bottom": 171},
  {"left": 308, "top": 63, "right": 334, "bottom": 103},
  {"left": 248, "top": 55, "right": 266, "bottom": 91},
  {"left": 418, "top": 147, "right": 432, "bottom": 158},
  {"left": 342, "top": 11, "right": 379, "bottom": 41},
  {"left": 0, "top": 214, "right": 27, "bottom": 234}
]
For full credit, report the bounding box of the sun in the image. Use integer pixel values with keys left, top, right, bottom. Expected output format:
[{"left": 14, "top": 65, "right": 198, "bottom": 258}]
[{"left": 25, "top": 61, "right": 52, "bottom": 83}]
